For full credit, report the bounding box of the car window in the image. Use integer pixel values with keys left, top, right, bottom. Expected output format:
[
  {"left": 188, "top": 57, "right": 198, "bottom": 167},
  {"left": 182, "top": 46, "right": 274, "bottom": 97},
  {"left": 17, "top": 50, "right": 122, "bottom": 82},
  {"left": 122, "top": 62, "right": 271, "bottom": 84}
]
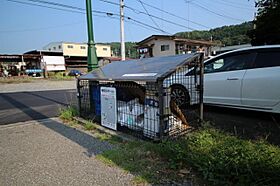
[
  {"left": 254, "top": 51, "right": 280, "bottom": 68},
  {"left": 204, "top": 53, "right": 255, "bottom": 73},
  {"left": 204, "top": 58, "right": 224, "bottom": 73}
]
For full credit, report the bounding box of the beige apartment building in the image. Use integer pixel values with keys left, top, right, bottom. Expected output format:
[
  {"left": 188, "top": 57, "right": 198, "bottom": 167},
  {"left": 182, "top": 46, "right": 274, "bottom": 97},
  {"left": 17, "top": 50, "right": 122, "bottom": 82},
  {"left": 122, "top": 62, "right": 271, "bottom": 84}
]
[{"left": 43, "top": 42, "right": 111, "bottom": 58}]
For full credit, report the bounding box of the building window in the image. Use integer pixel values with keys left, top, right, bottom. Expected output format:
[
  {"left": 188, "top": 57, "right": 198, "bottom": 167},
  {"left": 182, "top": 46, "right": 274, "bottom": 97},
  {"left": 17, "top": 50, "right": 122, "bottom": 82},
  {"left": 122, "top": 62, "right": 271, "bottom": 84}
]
[
  {"left": 80, "top": 46, "right": 86, "bottom": 49},
  {"left": 161, "top": 45, "right": 170, "bottom": 51},
  {"left": 103, "top": 48, "right": 108, "bottom": 51},
  {"left": 53, "top": 47, "right": 56, "bottom": 50},
  {"left": 67, "top": 45, "right": 74, "bottom": 49},
  {"left": 58, "top": 45, "right": 61, "bottom": 49}
]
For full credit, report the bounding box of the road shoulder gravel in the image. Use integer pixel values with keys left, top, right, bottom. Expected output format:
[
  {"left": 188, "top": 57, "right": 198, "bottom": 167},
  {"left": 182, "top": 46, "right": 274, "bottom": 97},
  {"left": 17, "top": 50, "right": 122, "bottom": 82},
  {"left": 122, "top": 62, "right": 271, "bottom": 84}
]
[{"left": 0, "top": 80, "right": 76, "bottom": 93}]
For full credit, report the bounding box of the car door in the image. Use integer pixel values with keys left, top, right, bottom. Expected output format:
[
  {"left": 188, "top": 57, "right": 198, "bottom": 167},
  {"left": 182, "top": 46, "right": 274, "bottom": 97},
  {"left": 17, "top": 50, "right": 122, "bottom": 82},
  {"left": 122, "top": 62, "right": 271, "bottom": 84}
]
[
  {"left": 204, "top": 52, "right": 256, "bottom": 106},
  {"left": 241, "top": 49, "right": 280, "bottom": 108}
]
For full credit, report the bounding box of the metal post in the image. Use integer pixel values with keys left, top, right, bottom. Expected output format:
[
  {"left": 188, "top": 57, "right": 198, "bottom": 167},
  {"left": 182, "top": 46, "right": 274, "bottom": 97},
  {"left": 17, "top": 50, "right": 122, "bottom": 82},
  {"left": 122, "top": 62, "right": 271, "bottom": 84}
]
[
  {"left": 77, "top": 79, "right": 82, "bottom": 116},
  {"left": 199, "top": 54, "right": 204, "bottom": 121},
  {"left": 120, "top": 0, "right": 125, "bottom": 61},
  {"left": 158, "top": 80, "right": 164, "bottom": 140},
  {"left": 86, "top": 0, "right": 98, "bottom": 72},
  {"left": 21, "top": 55, "right": 24, "bottom": 76}
]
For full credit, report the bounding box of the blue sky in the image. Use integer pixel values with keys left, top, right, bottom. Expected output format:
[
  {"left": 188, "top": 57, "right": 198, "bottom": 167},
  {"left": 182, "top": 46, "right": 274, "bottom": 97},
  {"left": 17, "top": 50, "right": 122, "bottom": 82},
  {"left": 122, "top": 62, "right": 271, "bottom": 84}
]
[{"left": 0, "top": 0, "right": 256, "bottom": 54}]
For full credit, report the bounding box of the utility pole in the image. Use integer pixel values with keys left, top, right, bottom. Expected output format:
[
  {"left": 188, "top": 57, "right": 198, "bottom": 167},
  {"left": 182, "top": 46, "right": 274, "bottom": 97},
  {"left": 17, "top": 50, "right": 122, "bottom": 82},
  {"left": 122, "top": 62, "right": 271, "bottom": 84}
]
[
  {"left": 120, "top": 0, "right": 125, "bottom": 61},
  {"left": 253, "top": 12, "right": 257, "bottom": 29},
  {"left": 186, "top": 0, "right": 190, "bottom": 38},
  {"left": 86, "top": 0, "right": 98, "bottom": 72}
]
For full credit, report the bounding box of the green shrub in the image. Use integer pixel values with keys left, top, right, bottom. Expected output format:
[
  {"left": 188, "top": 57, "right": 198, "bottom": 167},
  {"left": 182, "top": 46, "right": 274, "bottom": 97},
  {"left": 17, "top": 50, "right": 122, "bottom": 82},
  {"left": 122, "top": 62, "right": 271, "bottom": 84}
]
[
  {"left": 59, "top": 106, "right": 78, "bottom": 120},
  {"left": 160, "top": 129, "right": 280, "bottom": 185},
  {"left": 47, "top": 71, "right": 73, "bottom": 80}
]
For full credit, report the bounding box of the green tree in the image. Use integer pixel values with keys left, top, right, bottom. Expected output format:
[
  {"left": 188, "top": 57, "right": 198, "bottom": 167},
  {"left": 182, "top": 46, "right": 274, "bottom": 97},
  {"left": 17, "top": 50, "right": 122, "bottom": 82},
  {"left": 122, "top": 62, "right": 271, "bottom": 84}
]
[
  {"left": 105, "top": 42, "right": 138, "bottom": 59},
  {"left": 175, "top": 22, "right": 253, "bottom": 46},
  {"left": 249, "top": 0, "right": 280, "bottom": 45}
]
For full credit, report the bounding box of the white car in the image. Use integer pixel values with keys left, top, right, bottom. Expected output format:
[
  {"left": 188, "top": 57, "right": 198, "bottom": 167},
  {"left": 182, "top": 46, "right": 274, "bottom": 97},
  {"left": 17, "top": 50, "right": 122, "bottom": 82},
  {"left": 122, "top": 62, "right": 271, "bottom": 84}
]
[{"left": 169, "top": 45, "right": 280, "bottom": 114}]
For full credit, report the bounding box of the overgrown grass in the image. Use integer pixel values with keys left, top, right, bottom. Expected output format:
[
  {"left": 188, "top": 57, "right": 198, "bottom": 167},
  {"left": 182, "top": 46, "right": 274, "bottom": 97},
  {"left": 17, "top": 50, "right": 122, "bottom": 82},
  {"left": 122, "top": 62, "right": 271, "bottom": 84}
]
[
  {"left": 84, "top": 121, "right": 96, "bottom": 130},
  {"left": 169, "top": 129, "right": 280, "bottom": 185},
  {"left": 59, "top": 106, "right": 78, "bottom": 121},
  {"left": 97, "top": 129, "right": 280, "bottom": 185},
  {"left": 47, "top": 72, "right": 74, "bottom": 80},
  {"left": 96, "top": 140, "right": 189, "bottom": 185}
]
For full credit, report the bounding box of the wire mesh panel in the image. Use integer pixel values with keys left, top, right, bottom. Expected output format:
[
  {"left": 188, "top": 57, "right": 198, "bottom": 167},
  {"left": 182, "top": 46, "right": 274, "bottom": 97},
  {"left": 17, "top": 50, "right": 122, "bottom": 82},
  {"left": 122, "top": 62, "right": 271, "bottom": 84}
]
[
  {"left": 77, "top": 80, "right": 91, "bottom": 118},
  {"left": 162, "top": 57, "right": 201, "bottom": 138},
  {"left": 115, "top": 81, "right": 147, "bottom": 138}
]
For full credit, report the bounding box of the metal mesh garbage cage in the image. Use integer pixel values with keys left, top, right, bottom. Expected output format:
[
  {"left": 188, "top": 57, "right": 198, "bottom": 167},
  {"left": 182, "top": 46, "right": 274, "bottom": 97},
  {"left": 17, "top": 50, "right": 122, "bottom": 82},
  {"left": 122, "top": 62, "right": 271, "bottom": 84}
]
[{"left": 77, "top": 53, "right": 204, "bottom": 140}]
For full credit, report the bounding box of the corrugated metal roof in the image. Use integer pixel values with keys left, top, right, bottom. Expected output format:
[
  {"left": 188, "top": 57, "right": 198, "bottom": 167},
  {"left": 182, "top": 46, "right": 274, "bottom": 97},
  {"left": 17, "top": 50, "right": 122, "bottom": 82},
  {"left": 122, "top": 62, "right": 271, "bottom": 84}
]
[{"left": 79, "top": 53, "right": 201, "bottom": 82}]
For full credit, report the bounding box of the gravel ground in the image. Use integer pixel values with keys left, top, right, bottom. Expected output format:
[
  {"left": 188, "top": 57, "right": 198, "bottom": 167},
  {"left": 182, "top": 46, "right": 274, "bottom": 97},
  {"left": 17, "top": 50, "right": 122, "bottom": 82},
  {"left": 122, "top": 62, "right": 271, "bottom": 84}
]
[
  {"left": 0, "top": 80, "right": 76, "bottom": 93},
  {"left": 0, "top": 118, "right": 135, "bottom": 186}
]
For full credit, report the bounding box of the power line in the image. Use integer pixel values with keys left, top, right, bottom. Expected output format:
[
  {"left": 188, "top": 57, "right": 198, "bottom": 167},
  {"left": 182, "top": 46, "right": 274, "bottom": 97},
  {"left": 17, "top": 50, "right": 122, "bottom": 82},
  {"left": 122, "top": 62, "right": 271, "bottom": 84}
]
[
  {"left": 126, "top": 16, "right": 171, "bottom": 34},
  {"left": 5, "top": 0, "right": 170, "bottom": 34},
  {"left": 126, "top": 5, "right": 196, "bottom": 31},
  {"left": 0, "top": 16, "right": 164, "bottom": 34},
  {"left": 6, "top": 0, "right": 119, "bottom": 18},
  {"left": 224, "top": 0, "right": 253, "bottom": 7},
  {"left": 136, "top": 0, "right": 164, "bottom": 33},
  {"left": 24, "top": 0, "right": 118, "bottom": 15},
  {"left": 190, "top": 1, "right": 246, "bottom": 22},
  {"left": 21, "top": 0, "right": 171, "bottom": 34},
  {"left": 99, "top": 0, "right": 119, "bottom": 6},
  {"left": 185, "top": 0, "right": 190, "bottom": 37},
  {"left": 205, "top": 0, "right": 255, "bottom": 11},
  {"left": 133, "top": 0, "right": 211, "bottom": 29},
  {"left": 26, "top": 0, "right": 85, "bottom": 11},
  {"left": 100, "top": 0, "right": 196, "bottom": 31},
  {"left": 6, "top": 0, "right": 85, "bottom": 14},
  {"left": 126, "top": 19, "right": 163, "bottom": 33}
]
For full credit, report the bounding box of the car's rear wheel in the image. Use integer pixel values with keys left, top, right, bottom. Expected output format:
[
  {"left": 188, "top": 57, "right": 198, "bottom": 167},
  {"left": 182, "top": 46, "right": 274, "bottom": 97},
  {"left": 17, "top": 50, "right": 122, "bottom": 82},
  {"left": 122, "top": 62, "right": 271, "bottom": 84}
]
[{"left": 170, "top": 85, "right": 190, "bottom": 109}]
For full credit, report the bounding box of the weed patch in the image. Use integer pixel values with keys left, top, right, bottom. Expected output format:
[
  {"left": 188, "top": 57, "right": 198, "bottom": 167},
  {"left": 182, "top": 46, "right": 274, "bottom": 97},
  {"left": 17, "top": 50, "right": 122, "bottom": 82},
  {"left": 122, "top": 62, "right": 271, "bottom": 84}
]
[
  {"left": 97, "top": 128, "right": 280, "bottom": 185},
  {"left": 160, "top": 129, "right": 280, "bottom": 185},
  {"left": 59, "top": 106, "right": 78, "bottom": 121},
  {"left": 84, "top": 121, "right": 95, "bottom": 130},
  {"left": 47, "top": 72, "right": 74, "bottom": 80}
]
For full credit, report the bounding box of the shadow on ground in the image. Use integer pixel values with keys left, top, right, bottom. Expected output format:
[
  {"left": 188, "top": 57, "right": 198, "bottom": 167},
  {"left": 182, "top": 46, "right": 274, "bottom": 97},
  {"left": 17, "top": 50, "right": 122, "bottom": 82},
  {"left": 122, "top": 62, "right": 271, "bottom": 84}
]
[
  {"left": 0, "top": 90, "right": 76, "bottom": 125},
  {"left": 0, "top": 93, "right": 113, "bottom": 157},
  {"left": 204, "top": 105, "right": 280, "bottom": 146}
]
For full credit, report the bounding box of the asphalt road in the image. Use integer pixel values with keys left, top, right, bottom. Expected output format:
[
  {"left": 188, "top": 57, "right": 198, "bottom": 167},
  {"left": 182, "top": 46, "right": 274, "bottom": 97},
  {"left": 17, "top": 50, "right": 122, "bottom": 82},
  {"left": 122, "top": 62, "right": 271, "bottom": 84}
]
[{"left": 0, "top": 89, "right": 76, "bottom": 125}]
